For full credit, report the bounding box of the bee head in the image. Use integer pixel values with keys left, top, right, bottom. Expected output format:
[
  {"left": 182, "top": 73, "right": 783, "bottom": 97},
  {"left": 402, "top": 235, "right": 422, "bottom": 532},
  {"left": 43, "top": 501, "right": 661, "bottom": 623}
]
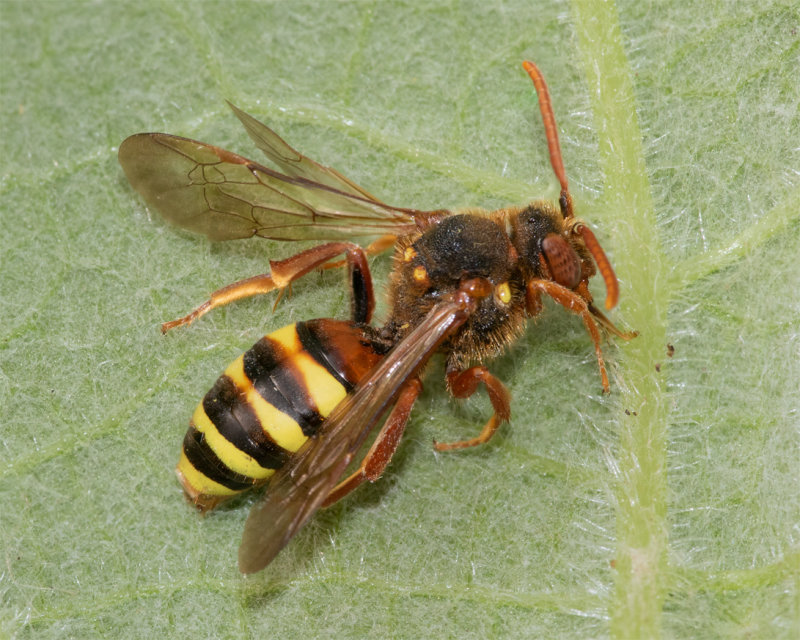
[{"left": 510, "top": 203, "right": 619, "bottom": 310}]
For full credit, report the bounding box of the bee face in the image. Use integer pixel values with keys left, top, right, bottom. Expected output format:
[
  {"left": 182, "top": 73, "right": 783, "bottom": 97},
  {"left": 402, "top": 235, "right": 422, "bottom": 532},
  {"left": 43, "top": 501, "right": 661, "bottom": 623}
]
[
  {"left": 510, "top": 203, "right": 563, "bottom": 275},
  {"left": 510, "top": 203, "right": 597, "bottom": 290}
]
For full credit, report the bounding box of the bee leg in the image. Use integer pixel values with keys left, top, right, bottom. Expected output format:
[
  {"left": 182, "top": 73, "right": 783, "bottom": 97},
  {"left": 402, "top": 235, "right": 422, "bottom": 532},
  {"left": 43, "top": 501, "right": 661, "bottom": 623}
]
[
  {"left": 346, "top": 245, "right": 374, "bottom": 324},
  {"left": 321, "top": 234, "right": 397, "bottom": 271},
  {"left": 161, "top": 241, "right": 375, "bottom": 333},
  {"left": 322, "top": 378, "right": 422, "bottom": 507},
  {"left": 527, "top": 279, "right": 611, "bottom": 393},
  {"left": 587, "top": 302, "right": 639, "bottom": 340},
  {"left": 525, "top": 285, "right": 544, "bottom": 317},
  {"left": 433, "top": 366, "right": 511, "bottom": 451}
]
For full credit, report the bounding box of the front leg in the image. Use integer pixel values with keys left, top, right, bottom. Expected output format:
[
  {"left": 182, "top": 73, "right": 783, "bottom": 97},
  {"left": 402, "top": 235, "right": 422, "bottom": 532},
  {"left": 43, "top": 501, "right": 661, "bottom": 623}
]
[
  {"left": 527, "top": 278, "right": 610, "bottom": 392},
  {"left": 433, "top": 366, "right": 511, "bottom": 451},
  {"left": 161, "top": 241, "right": 375, "bottom": 333}
]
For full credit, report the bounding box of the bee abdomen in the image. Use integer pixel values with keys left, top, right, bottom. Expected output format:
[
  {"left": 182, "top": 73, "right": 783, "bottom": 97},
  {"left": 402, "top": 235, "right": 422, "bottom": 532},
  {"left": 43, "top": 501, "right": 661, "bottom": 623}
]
[{"left": 176, "top": 319, "right": 386, "bottom": 511}]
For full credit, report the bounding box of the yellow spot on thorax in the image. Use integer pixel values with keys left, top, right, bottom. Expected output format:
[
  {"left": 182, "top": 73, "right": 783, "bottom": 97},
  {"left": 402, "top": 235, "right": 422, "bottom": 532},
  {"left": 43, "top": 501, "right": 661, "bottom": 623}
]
[{"left": 496, "top": 282, "right": 511, "bottom": 304}]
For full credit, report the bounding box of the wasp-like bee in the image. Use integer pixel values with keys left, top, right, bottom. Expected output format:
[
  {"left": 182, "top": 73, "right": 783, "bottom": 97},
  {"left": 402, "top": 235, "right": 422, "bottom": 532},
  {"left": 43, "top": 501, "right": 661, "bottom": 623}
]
[{"left": 118, "top": 61, "right": 635, "bottom": 573}]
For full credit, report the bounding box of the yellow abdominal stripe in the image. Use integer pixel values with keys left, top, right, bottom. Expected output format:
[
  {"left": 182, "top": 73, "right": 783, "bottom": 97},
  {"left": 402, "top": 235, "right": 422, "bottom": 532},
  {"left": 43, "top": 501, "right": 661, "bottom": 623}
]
[
  {"left": 191, "top": 402, "right": 274, "bottom": 480},
  {"left": 223, "top": 354, "right": 308, "bottom": 453},
  {"left": 179, "top": 321, "right": 352, "bottom": 498},
  {"left": 257, "top": 322, "right": 350, "bottom": 422},
  {"left": 270, "top": 323, "right": 303, "bottom": 352},
  {"left": 176, "top": 450, "right": 239, "bottom": 499},
  {"left": 292, "top": 351, "right": 348, "bottom": 417}
]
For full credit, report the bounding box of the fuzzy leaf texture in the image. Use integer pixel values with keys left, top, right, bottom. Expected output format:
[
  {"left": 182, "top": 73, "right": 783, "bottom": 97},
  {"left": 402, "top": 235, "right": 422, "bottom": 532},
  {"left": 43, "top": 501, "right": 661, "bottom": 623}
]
[{"left": 1, "top": 1, "right": 798, "bottom": 638}]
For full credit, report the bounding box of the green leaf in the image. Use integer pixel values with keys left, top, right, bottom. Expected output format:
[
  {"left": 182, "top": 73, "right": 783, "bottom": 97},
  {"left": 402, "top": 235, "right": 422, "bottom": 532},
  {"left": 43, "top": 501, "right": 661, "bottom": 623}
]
[{"left": 2, "top": 1, "right": 798, "bottom": 638}]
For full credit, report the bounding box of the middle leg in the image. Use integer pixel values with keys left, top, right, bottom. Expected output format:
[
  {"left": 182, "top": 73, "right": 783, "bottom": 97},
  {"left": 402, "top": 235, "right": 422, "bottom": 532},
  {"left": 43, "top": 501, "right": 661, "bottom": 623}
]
[{"left": 322, "top": 378, "right": 423, "bottom": 508}]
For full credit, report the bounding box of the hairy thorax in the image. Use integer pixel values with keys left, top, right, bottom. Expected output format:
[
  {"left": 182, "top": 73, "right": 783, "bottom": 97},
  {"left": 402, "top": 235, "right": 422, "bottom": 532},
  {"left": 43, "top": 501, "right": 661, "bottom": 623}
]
[{"left": 384, "top": 210, "right": 528, "bottom": 370}]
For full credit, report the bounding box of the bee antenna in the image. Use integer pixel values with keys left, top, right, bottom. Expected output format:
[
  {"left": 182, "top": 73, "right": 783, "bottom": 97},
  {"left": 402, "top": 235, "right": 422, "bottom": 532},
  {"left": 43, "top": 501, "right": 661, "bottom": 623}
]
[
  {"left": 576, "top": 224, "right": 620, "bottom": 310},
  {"left": 522, "top": 61, "right": 573, "bottom": 219}
]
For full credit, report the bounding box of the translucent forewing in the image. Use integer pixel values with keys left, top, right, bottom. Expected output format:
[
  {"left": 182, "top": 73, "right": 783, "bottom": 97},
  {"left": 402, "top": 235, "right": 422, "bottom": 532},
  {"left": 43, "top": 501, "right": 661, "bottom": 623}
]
[
  {"left": 238, "top": 293, "right": 478, "bottom": 574},
  {"left": 227, "top": 102, "right": 384, "bottom": 203},
  {"left": 117, "top": 110, "right": 422, "bottom": 241}
]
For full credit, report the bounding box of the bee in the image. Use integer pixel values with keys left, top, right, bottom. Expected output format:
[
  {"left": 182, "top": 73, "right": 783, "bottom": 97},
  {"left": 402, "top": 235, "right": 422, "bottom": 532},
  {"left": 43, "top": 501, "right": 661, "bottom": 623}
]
[{"left": 118, "top": 61, "right": 635, "bottom": 573}]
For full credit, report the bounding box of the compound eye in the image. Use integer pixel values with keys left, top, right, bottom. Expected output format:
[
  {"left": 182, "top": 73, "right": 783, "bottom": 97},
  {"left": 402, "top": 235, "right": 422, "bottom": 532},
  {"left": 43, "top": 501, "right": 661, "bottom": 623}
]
[{"left": 541, "top": 233, "right": 581, "bottom": 289}]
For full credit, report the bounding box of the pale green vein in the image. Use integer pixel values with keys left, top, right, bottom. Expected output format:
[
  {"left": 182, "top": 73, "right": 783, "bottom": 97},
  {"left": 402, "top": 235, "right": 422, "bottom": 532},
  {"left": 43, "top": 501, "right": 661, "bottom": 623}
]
[
  {"left": 231, "top": 99, "right": 544, "bottom": 203},
  {"left": 159, "top": 1, "right": 231, "bottom": 99},
  {"left": 134, "top": 1, "right": 545, "bottom": 205},
  {"left": 23, "top": 581, "right": 217, "bottom": 628},
  {"left": 671, "top": 185, "right": 800, "bottom": 290},
  {"left": 338, "top": 0, "right": 376, "bottom": 108},
  {"left": 673, "top": 550, "right": 800, "bottom": 593},
  {"left": 571, "top": 1, "right": 668, "bottom": 639},
  {"left": 2, "top": 99, "right": 541, "bottom": 206},
  {"left": 4, "top": 67, "right": 550, "bottom": 212},
  {"left": 503, "top": 446, "right": 605, "bottom": 489},
  {"left": 23, "top": 571, "right": 607, "bottom": 626},
  {"left": 449, "top": 31, "right": 551, "bottom": 160},
  {"left": 0, "top": 348, "right": 208, "bottom": 479},
  {"left": 0, "top": 267, "right": 69, "bottom": 345},
  {"left": 307, "top": 572, "right": 608, "bottom": 618}
]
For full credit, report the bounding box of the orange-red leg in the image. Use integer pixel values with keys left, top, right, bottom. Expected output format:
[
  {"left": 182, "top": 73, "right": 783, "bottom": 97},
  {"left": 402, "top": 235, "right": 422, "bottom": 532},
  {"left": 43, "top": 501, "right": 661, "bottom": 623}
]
[
  {"left": 588, "top": 303, "right": 639, "bottom": 340},
  {"left": 433, "top": 366, "right": 511, "bottom": 451},
  {"left": 161, "top": 241, "right": 375, "bottom": 333},
  {"left": 321, "top": 234, "right": 397, "bottom": 271},
  {"left": 526, "top": 284, "right": 544, "bottom": 317},
  {"left": 527, "top": 279, "right": 611, "bottom": 392},
  {"left": 322, "top": 378, "right": 422, "bottom": 507}
]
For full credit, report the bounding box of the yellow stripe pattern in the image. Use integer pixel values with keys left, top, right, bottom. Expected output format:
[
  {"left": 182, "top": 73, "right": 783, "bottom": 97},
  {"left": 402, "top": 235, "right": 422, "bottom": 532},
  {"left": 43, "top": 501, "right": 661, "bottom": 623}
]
[
  {"left": 177, "top": 322, "right": 352, "bottom": 508},
  {"left": 223, "top": 353, "right": 307, "bottom": 452},
  {"left": 176, "top": 450, "right": 239, "bottom": 500},
  {"left": 190, "top": 400, "right": 274, "bottom": 480}
]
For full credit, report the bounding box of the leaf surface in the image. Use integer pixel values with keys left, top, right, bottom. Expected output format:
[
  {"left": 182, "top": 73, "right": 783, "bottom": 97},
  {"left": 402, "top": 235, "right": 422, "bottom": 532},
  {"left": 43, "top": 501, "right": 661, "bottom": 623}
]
[{"left": 1, "top": 1, "right": 798, "bottom": 638}]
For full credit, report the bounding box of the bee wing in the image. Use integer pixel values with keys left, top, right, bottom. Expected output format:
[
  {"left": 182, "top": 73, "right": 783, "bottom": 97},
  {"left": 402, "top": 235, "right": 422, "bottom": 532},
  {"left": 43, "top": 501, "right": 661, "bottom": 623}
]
[
  {"left": 238, "top": 295, "right": 476, "bottom": 574},
  {"left": 118, "top": 121, "right": 424, "bottom": 242},
  {"left": 227, "top": 102, "right": 383, "bottom": 203}
]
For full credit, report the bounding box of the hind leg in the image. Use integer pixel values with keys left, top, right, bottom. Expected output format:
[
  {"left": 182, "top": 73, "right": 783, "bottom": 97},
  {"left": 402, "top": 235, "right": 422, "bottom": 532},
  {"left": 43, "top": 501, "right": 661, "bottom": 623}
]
[{"left": 161, "top": 241, "right": 375, "bottom": 332}]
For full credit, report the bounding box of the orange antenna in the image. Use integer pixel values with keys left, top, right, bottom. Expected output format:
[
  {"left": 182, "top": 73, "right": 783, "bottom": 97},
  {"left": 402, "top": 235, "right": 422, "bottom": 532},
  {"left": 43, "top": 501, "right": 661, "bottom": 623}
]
[
  {"left": 576, "top": 224, "right": 619, "bottom": 309},
  {"left": 522, "top": 61, "right": 573, "bottom": 218}
]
